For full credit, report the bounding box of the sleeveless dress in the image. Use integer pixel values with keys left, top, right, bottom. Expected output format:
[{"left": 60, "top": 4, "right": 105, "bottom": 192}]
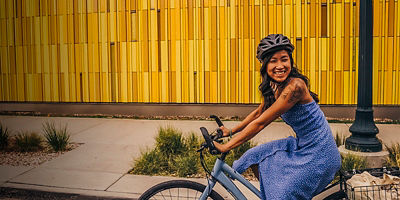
[{"left": 232, "top": 101, "right": 341, "bottom": 200}]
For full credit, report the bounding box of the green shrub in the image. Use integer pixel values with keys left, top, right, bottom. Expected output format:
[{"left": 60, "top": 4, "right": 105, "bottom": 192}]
[
  {"left": 131, "top": 125, "right": 256, "bottom": 178},
  {"left": 42, "top": 121, "right": 70, "bottom": 152},
  {"left": 184, "top": 132, "right": 201, "bottom": 151},
  {"left": 155, "top": 126, "right": 186, "bottom": 158},
  {"left": 340, "top": 153, "right": 367, "bottom": 171},
  {"left": 0, "top": 123, "right": 10, "bottom": 149},
  {"left": 172, "top": 152, "right": 199, "bottom": 177},
  {"left": 130, "top": 149, "right": 168, "bottom": 175},
  {"left": 14, "top": 132, "right": 43, "bottom": 152},
  {"left": 385, "top": 143, "right": 400, "bottom": 167}
]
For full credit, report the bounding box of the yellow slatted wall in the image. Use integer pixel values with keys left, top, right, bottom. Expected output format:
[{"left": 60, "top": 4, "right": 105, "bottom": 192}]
[{"left": 0, "top": 0, "right": 399, "bottom": 104}]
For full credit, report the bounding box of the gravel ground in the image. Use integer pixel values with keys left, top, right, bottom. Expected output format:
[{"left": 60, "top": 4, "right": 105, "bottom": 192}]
[
  {"left": 0, "top": 187, "right": 134, "bottom": 200},
  {"left": 0, "top": 143, "right": 80, "bottom": 166}
]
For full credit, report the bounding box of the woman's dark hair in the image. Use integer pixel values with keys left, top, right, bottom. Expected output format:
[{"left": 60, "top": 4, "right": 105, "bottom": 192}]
[{"left": 257, "top": 37, "right": 319, "bottom": 111}]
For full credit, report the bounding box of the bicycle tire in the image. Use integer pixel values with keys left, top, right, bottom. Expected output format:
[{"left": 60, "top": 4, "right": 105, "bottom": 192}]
[
  {"left": 138, "top": 180, "right": 224, "bottom": 200},
  {"left": 322, "top": 190, "right": 347, "bottom": 200}
]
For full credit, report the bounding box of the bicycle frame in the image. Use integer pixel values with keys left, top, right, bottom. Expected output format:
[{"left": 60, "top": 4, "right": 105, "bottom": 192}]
[{"left": 200, "top": 158, "right": 262, "bottom": 200}]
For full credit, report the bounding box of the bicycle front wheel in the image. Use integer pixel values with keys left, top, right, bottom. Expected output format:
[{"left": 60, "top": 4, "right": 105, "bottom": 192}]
[{"left": 138, "top": 180, "right": 224, "bottom": 200}]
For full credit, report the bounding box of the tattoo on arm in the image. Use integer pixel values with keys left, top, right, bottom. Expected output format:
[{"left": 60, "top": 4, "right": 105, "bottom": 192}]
[{"left": 288, "top": 84, "right": 304, "bottom": 103}]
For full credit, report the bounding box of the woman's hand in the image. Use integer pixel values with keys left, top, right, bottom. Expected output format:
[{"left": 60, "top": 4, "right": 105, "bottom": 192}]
[
  {"left": 218, "top": 126, "right": 231, "bottom": 137},
  {"left": 213, "top": 141, "right": 229, "bottom": 153}
]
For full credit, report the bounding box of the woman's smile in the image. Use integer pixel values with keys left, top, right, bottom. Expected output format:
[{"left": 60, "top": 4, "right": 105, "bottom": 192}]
[{"left": 267, "top": 50, "right": 291, "bottom": 82}]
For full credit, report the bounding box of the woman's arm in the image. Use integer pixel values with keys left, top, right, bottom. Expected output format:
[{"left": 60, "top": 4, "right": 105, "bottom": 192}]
[
  {"left": 215, "top": 78, "right": 310, "bottom": 152},
  {"left": 220, "top": 102, "right": 265, "bottom": 137}
]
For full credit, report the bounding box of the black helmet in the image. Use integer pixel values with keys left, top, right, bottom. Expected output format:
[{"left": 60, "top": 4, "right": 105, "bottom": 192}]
[{"left": 256, "top": 34, "right": 294, "bottom": 62}]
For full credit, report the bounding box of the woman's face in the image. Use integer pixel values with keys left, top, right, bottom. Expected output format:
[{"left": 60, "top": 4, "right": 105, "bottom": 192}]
[{"left": 266, "top": 50, "right": 291, "bottom": 83}]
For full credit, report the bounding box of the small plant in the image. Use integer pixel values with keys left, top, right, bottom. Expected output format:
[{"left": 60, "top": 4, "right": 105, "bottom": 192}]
[
  {"left": 42, "top": 121, "right": 70, "bottom": 152},
  {"left": 334, "top": 132, "right": 346, "bottom": 147},
  {"left": 340, "top": 153, "right": 367, "bottom": 171},
  {"left": 385, "top": 143, "right": 400, "bottom": 167},
  {"left": 155, "top": 126, "right": 186, "bottom": 158},
  {"left": 0, "top": 123, "right": 10, "bottom": 149},
  {"left": 130, "top": 149, "right": 167, "bottom": 175},
  {"left": 14, "top": 132, "right": 43, "bottom": 152},
  {"left": 173, "top": 152, "right": 199, "bottom": 177}
]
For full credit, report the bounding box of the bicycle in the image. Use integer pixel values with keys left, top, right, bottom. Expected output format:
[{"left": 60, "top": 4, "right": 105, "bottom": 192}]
[{"left": 138, "top": 116, "right": 398, "bottom": 200}]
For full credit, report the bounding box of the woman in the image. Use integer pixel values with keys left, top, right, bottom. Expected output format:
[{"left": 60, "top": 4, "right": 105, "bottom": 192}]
[{"left": 213, "top": 34, "right": 341, "bottom": 199}]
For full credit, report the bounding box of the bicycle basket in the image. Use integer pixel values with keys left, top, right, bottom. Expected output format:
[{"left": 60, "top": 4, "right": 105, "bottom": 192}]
[{"left": 343, "top": 167, "right": 400, "bottom": 200}]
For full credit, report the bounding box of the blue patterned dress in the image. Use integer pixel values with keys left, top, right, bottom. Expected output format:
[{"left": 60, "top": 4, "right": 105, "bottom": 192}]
[{"left": 232, "top": 101, "right": 341, "bottom": 200}]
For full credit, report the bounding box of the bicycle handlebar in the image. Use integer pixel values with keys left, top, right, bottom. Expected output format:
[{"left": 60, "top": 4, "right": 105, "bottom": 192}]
[
  {"left": 210, "top": 115, "right": 224, "bottom": 127},
  {"left": 198, "top": 115, "right": 227, "bottom": 155},
  {"left": 210, "top": 115, "right": 224, "bottom": 139}
]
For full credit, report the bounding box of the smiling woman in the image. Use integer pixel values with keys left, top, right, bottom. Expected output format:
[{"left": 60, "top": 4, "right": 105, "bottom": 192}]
[{"left": 212, "top": 34, "right": 341, "bottom": 200}]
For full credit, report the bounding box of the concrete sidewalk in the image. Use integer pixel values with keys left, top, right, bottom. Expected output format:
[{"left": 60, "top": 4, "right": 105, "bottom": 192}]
[{"left": 0, "top": 115, "right": 399, "bottom": 199}]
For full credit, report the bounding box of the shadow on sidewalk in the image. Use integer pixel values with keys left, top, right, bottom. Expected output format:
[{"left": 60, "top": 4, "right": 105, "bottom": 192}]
[{"left": 0, "top": 187, "right": 135, "bottom": 200}]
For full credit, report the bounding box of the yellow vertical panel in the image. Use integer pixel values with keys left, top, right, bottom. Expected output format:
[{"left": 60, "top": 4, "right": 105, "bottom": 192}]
[
  {"left": 335, "top": 71, "right": 342, "bottom": 104},
  {"left": 182, "top": 42, "right": 188, "bottom": 102},
  {"left": 0, "top": 75, "right": 3, "bottom": 101},
  {"left": 343, "top": 71, "right": 350, "bottom": 104},
  {"left": 15, "top": 46, "right": 24, "bottom": 74},
  {"left": 93, "top": 13, "right": 99, "bottom": 43},
  {"left": 87, "top": 13, "right": 93, "bottom": 43},
  {"left": 88, "top": 72, "right": 95, "bottom": 101},
  {"left": 19, "top": 74, "right": 29, "bottom": 101},
  {"left": 373, "top": 0, "right": 380, "bottom": 36},
  {"left": 373, "top": 37, "right": 380, "bottom": 104},
  {"left": 131, "top": 13, "right": 138, "bottom": 41},
  {"left": 295, "top": 0, "right": 301, "bottom": 37},
  {"left": 320, "top": 38, "right": 327, "bottom": 71},
  {"left": 80, "top": 13, "right": 88, "bottom": 43},
  {"left": 15, "top": 18, "right": 23, "bottom": 46},
  {"left": 43, "top": 73, "right": 51, "bottom": 101},
  {"left": 100, "top": 13, "right": 107, "bottom": 42},
  {"left": 10, "top": 74, "right": 16, "bottom": 101},
  {"left": 243, "top": 39, "right": 250, "bottom": 103},
  {"left": 0, "top": 0, "right": 6, "bottom": 19},
  {"left": 6, "top": 18, "right": 13, "bottom": 46},
  {"left": 189, "top": 40, "right": 194, "bottom": 102},
  {"left": 88, "top": 43, "right": 94, "bottom": 73},
  {"left": 119, "top": 11, "right": 127, "bottom": 41},
  {"left": 110, "top": 12, "right": 116, "bottom": 42},
  {"left": 100, "top": 43, "right": 107, "bottom": 73},
  {"left": 41, "top": 16, "right": 49, "bottom": 45},
  {"left": 0, "top": 47, "right": 6, "bottom": 74},
  {"left": 60, "top": 15, "right": 68, "bottom": 44},
  {"left": 151, "top": 71, "right": 159, "bottom": 102},
  {"left": 143, "top": 71, "right": 149, "bottom": 102},
  {"left": 120, "top": 42, "right": 127, "bottom": 102},
  {"left": 150, "top": 10, "right": 157, "bottom": 41},
  {"left": 35, "top": 45, "right": 41, "bottom": 73},
  {"left": 160, "top": 40, "right": 168, "bottom": 101},
  {"left": 69, "top": 72, "right": 76, "bottom": 102},
  {"left": 150, "top": 41, "right": 158, "bottom": 73},
  {"left": 310, "top": 38, "right": 316, "bottom": 92},
  {"left": 60, "top": 44, "right": 68, "bottom": 73},
  {"left": 175, "top": 41, "right": 181, "bottom": 102},
  {"left": 0, "top": 19, "right": 5, "bottom": 46},
  {"left": 101, "top": 72, "right": 109, "bottom": 102}
]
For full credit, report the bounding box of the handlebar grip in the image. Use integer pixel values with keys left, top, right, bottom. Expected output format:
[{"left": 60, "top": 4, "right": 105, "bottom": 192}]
[
  {"left": 210, "top": 115, "right": 224, "bottom": 127},
  {"left": 200, "top": 127, "right": 221, "bottom": 155}
]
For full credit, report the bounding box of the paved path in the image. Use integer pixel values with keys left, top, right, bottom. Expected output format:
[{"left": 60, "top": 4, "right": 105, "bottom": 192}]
[{"left": 1, "top": 115, "right": 399, "bottom": 199}]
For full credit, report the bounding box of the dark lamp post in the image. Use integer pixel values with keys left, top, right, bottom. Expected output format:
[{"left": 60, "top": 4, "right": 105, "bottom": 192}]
[{"left": 345, "top": 0, "right": 382, "bottom": 152}]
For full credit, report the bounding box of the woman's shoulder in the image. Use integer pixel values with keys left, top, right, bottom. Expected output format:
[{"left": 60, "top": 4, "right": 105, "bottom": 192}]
[{"left": 285, "top": 77, "right": 307, "bottom": 91}]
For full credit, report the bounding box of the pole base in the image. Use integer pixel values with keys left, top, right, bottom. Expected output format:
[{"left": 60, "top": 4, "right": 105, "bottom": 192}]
[{"left": 345, "top": 135, "right": 382, "bottom": 152}]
